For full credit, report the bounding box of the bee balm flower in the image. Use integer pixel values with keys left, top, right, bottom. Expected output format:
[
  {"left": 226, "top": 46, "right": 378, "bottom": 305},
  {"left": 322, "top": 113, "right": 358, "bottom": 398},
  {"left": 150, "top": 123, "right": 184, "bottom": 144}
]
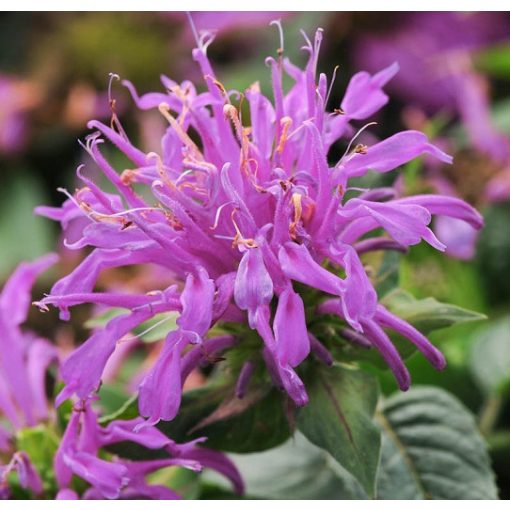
[{"left": 37, "top": 27, "right": 483, "bottom": 426}]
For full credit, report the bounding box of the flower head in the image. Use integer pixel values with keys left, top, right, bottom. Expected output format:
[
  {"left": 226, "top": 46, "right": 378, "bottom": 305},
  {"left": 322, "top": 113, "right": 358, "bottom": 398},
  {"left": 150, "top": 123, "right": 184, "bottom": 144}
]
[{"left": 37, "top": 27, "right": 483, "bottom": 426}]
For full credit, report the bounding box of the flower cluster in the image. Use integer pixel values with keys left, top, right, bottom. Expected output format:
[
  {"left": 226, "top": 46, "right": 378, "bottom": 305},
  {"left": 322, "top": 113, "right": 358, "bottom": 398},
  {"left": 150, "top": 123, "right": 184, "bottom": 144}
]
[{"left": 36, "top": 28, "right": 483, "bottom": 430}]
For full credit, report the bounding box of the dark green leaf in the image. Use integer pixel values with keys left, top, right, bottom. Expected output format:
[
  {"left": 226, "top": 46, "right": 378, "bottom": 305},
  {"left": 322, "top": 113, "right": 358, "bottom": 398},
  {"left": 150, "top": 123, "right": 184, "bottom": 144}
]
[
  {"left": 107, "top": 383, "right": 292, "bottom": 459},
  {"left": 297, "top": 363, "right": 381, "bottom": 497},
  {"left": 160, "top": 384, "right": 292, "bottom": 454},
  {"left": 376, "top": 386, "right": 498, "bottom": 499}
]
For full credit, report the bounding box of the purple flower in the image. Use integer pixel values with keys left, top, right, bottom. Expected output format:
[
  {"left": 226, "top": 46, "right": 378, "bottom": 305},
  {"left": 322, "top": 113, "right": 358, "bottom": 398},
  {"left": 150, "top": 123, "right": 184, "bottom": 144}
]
[
  {"left": 37, "top": 26, "right": 483, "bottom": 424},
  {"left": 54, "top": 400, "right": 243, "bottom": 500}
]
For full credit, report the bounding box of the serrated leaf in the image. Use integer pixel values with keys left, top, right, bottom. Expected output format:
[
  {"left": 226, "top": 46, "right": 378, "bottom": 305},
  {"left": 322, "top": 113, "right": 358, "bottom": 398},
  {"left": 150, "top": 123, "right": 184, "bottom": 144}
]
[
  {"left": 203, "top": 432, "right": 367, "bottom": 499},
  {"left": 297, "top": 364, "right": 381, "bottom": 497},
  {"left": 470, "top": 316, "right": 510, "bottom": 397},
  {"left": 376, "top": 386, "right": 498, "bottom": 499},
  {"left": 382, "top": 289, "right": 485, "bottom": 334}
]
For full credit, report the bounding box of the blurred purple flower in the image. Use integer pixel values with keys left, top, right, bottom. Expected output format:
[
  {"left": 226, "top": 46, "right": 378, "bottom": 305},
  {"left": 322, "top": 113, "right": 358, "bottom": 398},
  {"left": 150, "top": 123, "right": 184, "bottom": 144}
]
[
  {"left": 0, "top": 254, "right": 58, "bottom": 498},
  {"left": 0, "top": 74, "right": 40, "bottom": 155},
  {"left": 355, "top": 12, "right": 510, "bottom": 258},
  {"left": 37, "top": 27, "right": 483, "bottom": 425},
  {"left": 54, "top": 400, "right": 243, "bottom": 500}
]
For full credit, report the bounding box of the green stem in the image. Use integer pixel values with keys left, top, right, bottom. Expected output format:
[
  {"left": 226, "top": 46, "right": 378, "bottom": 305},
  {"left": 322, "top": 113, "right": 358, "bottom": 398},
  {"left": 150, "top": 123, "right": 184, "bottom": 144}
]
[{"left": 479, "top": 394, "right": 503, "bottom": 437}]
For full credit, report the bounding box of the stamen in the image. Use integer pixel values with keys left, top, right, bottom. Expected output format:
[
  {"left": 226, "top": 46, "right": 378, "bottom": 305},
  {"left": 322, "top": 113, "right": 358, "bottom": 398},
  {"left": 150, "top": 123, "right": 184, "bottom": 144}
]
[
  {"left": 158, "top": 102, "right": 203, "bottom": 161},
  {"left": 186, "top": 12, "right": 200, "bottom": 50},
  {"left": 289, "top": 193, "right": 303, "bottom": 239},
  {"left": 276, "top": 116, "right": 293, "bottom": 154},
  {"left": 337, "top": 121, "right": 378, "bottom": 166},
  {"left": 118, "top": 313, "right": 177, "bottom": 344},
  {"left": 210, "top": 201, "right": 235, "bottom": 230},
  {"left": 231, "top": 209, "right": 257, "bottom": 249},
  {"left": 325, "top": 65, "right": 340, "bottom": 108},
  {"left": 270, "top": 19, "right": 284, "bottom": 55}
]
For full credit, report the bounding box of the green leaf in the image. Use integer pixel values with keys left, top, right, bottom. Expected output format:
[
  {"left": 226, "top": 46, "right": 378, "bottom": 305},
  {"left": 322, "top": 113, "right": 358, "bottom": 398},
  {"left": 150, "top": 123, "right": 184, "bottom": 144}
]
[
  {"left": 203, "top": 432, "right": 367, "bottom": 499},
  {"left": 470, "top": 316, "right": 510, "bottom": 397},
  {"left": 297, "top": 363, "right": 381, "bottom": 497},
  {"left": 376, "top": 386, "right": 498, "bottom": 499},
  {"left": 382, "top": 289, "right": 486, "bottom": 334}
]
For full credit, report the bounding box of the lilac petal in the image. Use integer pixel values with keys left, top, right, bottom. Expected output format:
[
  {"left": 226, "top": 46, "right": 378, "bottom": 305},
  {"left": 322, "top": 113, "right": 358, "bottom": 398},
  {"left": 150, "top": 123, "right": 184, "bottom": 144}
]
[
  {"left": 178, "top": 267, "right": 215, "bottom": 337},
  {"left": 278, "top": 242, "right": 345, "bottom": 297},
  {"left": 0, "top": 253, "right": 58, "bottom": 326},
  {"left": 342, "top": 199, "right": 446, "bottom": 251},
  {"left": 55, "top": 410, "right": 80, "bottom": 489},
  {"left": 56, "top": 488, "right": 79, "bottom": 499},
  {"left": 65, "top": 222, "right": 153, "bottom": 251},
  {"left": 100, "top": 419, "right": 172, "bottom": 451},
  {"left": 308, "top": 333, "right": 333, "bottom": 366},
  {"left": 12, "top": 452, "right": 43, "bottom": 495},
  {"left": 234, "top": 248, "right": 274, "bottom": 328},
  {"left": 339, "top": 131, "right": 452, "bottom": 180},
  {"left": 0, "top": 318, "right": 35, "bottom": 426},
  {"left": 454, "top": 71, "right": 510, "bottom": 163},
  {"left": 274, "top": 287, "right": 310, "bottom": 367},
  {"left": 340, "top": 62, "right": 399, "bottom": 120},
  {"left": 235, "top": 360, "right": 255, "bottom": 399},
  {"left": 397, "top": 195, "right": 484, "bottom": 230},
  {"left": 122, "top": 79, "right": 181, "bottom": 112},
  {"left": 354, "top": 237, "right": 408, "bottom": 255},
  {"left": 183, "top": 447, "right": 245, "bottom": 495},
  {"left": 138, "top": 333, "right": 187, "bottom": 424},
  {"left": 180, "top": 335, "right": 236, "bottom": 383},
  {"left": 375, "top": 305, "right": 446, "bottom": 370},
  {"left": 329, "top": 243, "right": 378, "bottom": 331},
  {"left": 87, "top": 120, "right": 148, "bottom": 167},
  {"left": 63, "top": 451, "right": 129, "bottom": 500},
  {"left": 58, "top": 304, "right": 172, "bottom": 404},
  {"left": 0, "top": 371, "right": 22, "bottom": 429},
  {"left": 434, "top": 216, "right": 478, "bottom": 260},
  {"left": 50, "top": 248, "right": 164, "bottom": 318},
  {"left": 25, "top": 339, "right": 58, "bottom": 422},
  {"left": 362, "top": 319, "right": 410, "bottom": 391}
]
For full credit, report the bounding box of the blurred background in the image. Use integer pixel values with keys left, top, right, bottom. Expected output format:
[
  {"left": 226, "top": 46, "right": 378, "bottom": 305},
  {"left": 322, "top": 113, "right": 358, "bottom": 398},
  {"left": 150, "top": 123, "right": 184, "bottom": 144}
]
[{"left": 1, "top": 11, "right": 510, "bottom": 497}]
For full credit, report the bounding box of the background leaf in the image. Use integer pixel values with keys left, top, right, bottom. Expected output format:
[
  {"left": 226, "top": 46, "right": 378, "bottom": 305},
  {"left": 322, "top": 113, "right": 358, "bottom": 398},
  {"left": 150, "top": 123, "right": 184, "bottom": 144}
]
[
  {"left": 470, "top": 316, "right": 510, "bottom": 397},
  {"left": 376, "top": 386, "right": 498, "bottom": 499}
]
